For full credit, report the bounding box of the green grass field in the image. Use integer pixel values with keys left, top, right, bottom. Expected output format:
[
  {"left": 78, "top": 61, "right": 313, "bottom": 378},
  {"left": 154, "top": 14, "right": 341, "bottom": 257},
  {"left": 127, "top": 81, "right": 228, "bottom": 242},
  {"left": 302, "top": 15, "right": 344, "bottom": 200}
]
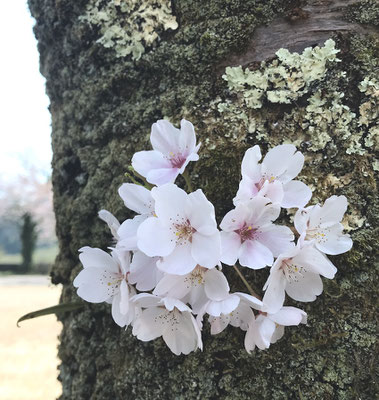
[{"left": 0, "top": 245, "right": 58, "bottom": 265}]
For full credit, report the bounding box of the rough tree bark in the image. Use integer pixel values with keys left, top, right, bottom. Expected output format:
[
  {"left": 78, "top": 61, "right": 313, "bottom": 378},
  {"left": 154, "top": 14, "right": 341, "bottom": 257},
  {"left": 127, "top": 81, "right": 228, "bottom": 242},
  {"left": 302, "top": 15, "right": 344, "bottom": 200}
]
[{"left": 28, "top": 0, "right": 378, "bottom": 398}]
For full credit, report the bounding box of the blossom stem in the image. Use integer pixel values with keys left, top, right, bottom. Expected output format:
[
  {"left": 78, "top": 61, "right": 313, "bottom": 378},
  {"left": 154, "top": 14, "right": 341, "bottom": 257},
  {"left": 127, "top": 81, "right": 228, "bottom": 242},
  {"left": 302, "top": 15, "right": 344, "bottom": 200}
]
[
  {"left": 233, "top": 264, "right": 261, "bottom": 299},
  {"left": 127, "top": 166, "right": 153, "bottom": 189},
  {"left": 182, "top": 170, "right": 193, "bottom": 192}
]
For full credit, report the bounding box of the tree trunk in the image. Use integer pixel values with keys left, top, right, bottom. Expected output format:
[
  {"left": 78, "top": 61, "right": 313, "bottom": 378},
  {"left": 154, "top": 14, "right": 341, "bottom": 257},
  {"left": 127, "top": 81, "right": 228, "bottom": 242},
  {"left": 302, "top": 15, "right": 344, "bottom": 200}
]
[{"left": 28, "top": 0, "right": 378, "bottom": 398}]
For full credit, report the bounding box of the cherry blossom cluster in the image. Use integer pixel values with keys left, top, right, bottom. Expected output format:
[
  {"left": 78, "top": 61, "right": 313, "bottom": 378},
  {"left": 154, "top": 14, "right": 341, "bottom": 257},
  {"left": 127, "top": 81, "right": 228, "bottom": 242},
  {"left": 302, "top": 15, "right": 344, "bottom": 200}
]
[{"left": 73, "top": 119, "right": 352, "bottom": 355}]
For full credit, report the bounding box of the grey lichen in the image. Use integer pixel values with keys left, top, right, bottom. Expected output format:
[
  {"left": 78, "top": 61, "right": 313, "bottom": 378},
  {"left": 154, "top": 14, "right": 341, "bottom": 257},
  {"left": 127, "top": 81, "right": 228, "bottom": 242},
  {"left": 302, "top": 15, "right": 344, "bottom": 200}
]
[
  {"left": 80, "top": 0, "right": 178, "bottom": 60},
  {"left": 220, "top": 39, "right": 340, "bottom": 110}
]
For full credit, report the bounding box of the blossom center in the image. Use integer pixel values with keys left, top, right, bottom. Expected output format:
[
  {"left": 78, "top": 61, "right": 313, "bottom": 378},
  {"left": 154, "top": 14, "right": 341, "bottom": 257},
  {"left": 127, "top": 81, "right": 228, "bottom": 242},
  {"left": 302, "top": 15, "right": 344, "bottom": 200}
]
[
  {"left": 186, "top": 265, "right": 205, "bottom": 286},
  {"left": 280, "top": 259, "right": 305, "bottom": 283},
  {"left": 168, "top": 152, "right": 186, "bottom": 169},
  {"left": 255, "top": 175, "right": 276, "bottom": 191},
  {"left": 235, "top": 223, "right": 257, "bottom": 243},
  {"left": 174, "top": 219, "right": 196, "bottom": 243},
  {"left": 305, "top": 227, "right": 328, "bottom": 244}
]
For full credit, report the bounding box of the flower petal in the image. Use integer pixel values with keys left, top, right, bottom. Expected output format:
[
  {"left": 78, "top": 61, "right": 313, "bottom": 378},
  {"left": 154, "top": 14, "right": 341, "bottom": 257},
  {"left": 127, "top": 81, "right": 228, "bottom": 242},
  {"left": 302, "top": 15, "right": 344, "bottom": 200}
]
[
  {"left": 281, "top": 180, "right": 312, "bottom": 208},
  {"left": 262, "top": 268, "right": 286, "bottom": 313},
  {"left": 204, "top": 268, "right": 230, "bottom": 301},
  {"left": 239, "top": 239, "right": 273, "bottom": 269},
  {"left": 132, "top": 150, "right": 170, "bottom": 180},
  {"left": 285, "top": 270, "right": 323, "bottom": 302},
  {"left": 186, "top": 189, "right": 217, "bottom": 235},
  {"left": 118, "top": 183, "right": 154, "bottom": 215},
  {"left": 150, "top": 119, "right": 181, "bottom": 155},
  {"left": 78, "top": 247, "right": 118, "bottom": 273},
  {"left": 241, "top": 145, "right": 262, "bottom": 182},
  {"left": 268, "top": 306, "right": 306, "bottom": 326},
  {"left": 74, "top": 267, "right": 120, "bottom": 303},
  {"left": 137, "top": 217, "right": 176, "bottom": 257},
  {"left": 220, "top": 231, "right": 241, "bottom": 265},
  {"left": 157, "top": 243, "right": 197, "bottom": 275},
  {"left": 258, "top": 225, "right": 294, "bottom": 257},
  {"left": 152, "top": 183, "right": 187, "bottom": 222},
  {"left": 191, "top": 231, "right": 221, "bottom": 269}
]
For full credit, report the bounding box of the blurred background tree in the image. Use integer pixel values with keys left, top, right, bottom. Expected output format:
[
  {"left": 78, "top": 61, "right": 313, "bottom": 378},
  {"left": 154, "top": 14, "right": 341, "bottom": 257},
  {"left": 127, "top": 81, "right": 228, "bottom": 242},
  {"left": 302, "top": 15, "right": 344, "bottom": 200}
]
[{"left": 20, "top": 212, "right": 38, "bottom": 272}]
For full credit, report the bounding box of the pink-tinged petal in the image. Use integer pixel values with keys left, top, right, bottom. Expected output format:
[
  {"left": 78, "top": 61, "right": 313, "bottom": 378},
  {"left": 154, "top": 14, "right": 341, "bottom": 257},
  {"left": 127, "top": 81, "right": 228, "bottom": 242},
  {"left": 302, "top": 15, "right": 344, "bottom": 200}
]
[
  {"left": 310, "top": 195, "right": 348, "bottom": 226},
  {"left": 132, "top": 307, "right": 165, "bottom": 341},
  {"left": 241, "top": 145, "right": 262, "bottom": 181},
  {"left": 279, "top": 151, "right": 304, "bottom": 183},
  {"left": 132, "top": 150, "right": 170, "bottom": 179},
  {"left": 186, "top": 189, "right": 217, "bottom": 235},
  {"left": 157, "top": 243, "right": 197, "bottom": 275},
  {"left": 150, "top": 119, "right": 181, "bottom": 155},
  {"left": 119, "top": 280, "right": 130, "bottom": 315},
  {"left": 191, "top": 231, "right": 221, "bottom": 269},
  {"left": 163, "top": 298, "right": 191, "bottom": 312},
  {"left": 294, "top": 206, "right": 312, "bottom": 236},
  {"left": 255, "top": 316, "right": 276, "bottom": 350},
  {"left": 179, "top": 119, "right": 197, "bottom": 153},
  {"left": 132, "top": 293, "right": 162, "bottom": 308},
  {"left": 137, "top": 217, "right": 176, "bottom": 257},
  {"left": 281, "top": 180, "right": 312, "bottom": 208},
  {"left": 129, "top": 251, "right": 161, "bottom": 291},
  {"left": 239, "top": 240, "right": 273, "bottom": 269},
  {"left": 117, "top": 215, "right": 147, "bottom": 251},
  {"left": 220, "top": 231, "right": 241, "bottom": 265},
  {"left": 262, "top": 269, "right": 286, "bottom": 313},
  {"left": 78, "top": 247, "right": 119, "bottom": 273},
  {"left": 210, "top": 315, "right": 230, "bottom": 335},
  {"left": 185, "top": 284, "right": 208, "bottom": 315},
  {"left": 153, "top": 274, "right": 190, "bottom": 299},
  {"left": 248, "top": 198, "right": 280, "bottom": 225},
  {"left": 147, "top": 167, "right": 180, "bottom": 186},
  {"left": 205, "top": 294, "right": 240, "bottom": 317},
  {"left": 270, "top": 324, "right": 285, "bottom": 344},
  {"left": 152, "top": 183, "right": 187, "bottom": 222},
  {"left": 294, "top": 246, "right": 337, "bottom": 279},
  {"left": 204, "top": 268, "right": 230, "bottom": 301},
  {"left": 315, "top": 224, "right": 353, "bottom": 255},
  {"left": 98, "top": 210, "right": 120, "bottom": 239},
  {"left": 229, "top": 302, "right": 255, "bottom": 330},
  {"left": 268, "top": 306, "right": 306, "bottom": 326},
  {"left": 244, "top": 318, "right": 257, "bottom": 353},
  {"left": 236, "top": 292, "right": 263, "bottom": 310},
  {"left": 111, "top": 291, "right": 129, "bottom": 327},
  {"left": 262, "top": 144, "right": 297, "bottom": 178},
  {"left": 259, "top": 180, "right": 284, "bottom": 205},
  {"left": 118, "top": 183, "right": 154, "bottom": 215},
  {"left": 258, "top": 225, "right": 294, "bottom": 257},
  {"left": 233, "top": 176, "right": 260, "bottom": 205},
  {"left": 285, "top": 271, "right": 323, "bottom": 302},
  {"left": 220, "top": 204, "right": 250, "bottom": 232},
  {"left": 74, "top": 267, "right": 120, "bottom": 303},
  {"left": 162, "top": 312, "right": 201, "bottom": 355}
]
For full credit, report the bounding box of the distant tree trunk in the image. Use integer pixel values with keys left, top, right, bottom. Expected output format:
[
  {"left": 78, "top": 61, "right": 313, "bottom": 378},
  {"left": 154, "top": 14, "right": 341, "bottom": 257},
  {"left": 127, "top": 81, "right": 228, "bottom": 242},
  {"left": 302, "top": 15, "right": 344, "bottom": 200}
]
[
  {"left": 28, "top": 0, "right": 378, "bottom": 399},
  {"left": 20, "top": 212, "right": 38, "bottom": 272}
]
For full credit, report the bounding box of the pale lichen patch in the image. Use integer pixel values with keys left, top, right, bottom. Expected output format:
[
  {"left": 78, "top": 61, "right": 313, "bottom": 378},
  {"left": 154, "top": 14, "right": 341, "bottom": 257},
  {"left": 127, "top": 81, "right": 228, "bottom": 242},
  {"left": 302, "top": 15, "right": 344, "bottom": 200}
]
[{"left": 80, "top": 0, "right": 178, "bottom": 60}]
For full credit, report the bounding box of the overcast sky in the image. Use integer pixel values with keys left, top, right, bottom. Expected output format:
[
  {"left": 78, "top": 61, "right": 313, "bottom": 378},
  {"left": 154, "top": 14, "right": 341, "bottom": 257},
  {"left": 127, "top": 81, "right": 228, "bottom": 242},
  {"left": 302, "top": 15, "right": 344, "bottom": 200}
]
[{"left": 0, "top": 1, "right": 52, "bottom": 184}]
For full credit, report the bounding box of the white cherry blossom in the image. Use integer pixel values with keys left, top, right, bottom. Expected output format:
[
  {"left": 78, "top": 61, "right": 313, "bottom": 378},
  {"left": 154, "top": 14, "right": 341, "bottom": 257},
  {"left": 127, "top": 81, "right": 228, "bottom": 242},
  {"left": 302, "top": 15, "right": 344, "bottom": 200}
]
[
  {"left": 209, "top": 292, "right": 263, "bottom": 334},
  {"left": 98, "top": 210, "right": 120, "bottom": 240},
  {"left": 117, "top": 184, "right": 156, "bottom": 251},
  {"left": 132, "top": 294, "right": 202, "bottom": 355},
  {"left": 129, "top": 251, "right": 163, "bottom": 291},
  {"left": 73, "top": 247, "right": 138, "bottom": 327},
  {"left": 153, "top": 266, "right": 229, "bottom": 314},
  {"left": 234, "top": 144, "right": 312, "bottom": 208},
  {"left": 137, "top": 183, "right": 221, "bottom": 275},
  {"left": 220, "top": 196, "right": 294, "bottom": 269},
  {"left": 132, "top": 119, "right": 201, "bottom": 186},
  {"left": 244, "top": 306, "right": 307, "bottom": 352},
  {"left": 294, "top": 195, "right": 353, "bottom": 255},
  {"left": 262, "top": 243, "right": 337, "bottom": 313}
]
